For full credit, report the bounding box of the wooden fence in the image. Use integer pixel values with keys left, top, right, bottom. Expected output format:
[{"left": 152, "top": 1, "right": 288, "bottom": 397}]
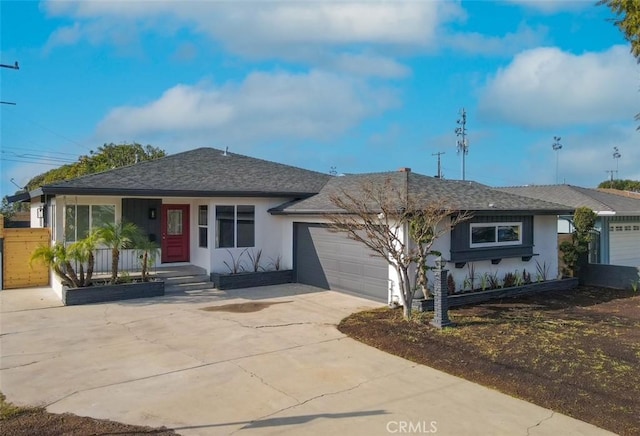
[{"left": 1, "top": 227, "right": 50, "bottom": 289}]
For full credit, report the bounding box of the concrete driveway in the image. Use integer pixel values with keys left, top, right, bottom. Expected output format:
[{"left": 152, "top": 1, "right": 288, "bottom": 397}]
[{"left": 0, "top": 285, "right": 611, "bottom": 435}]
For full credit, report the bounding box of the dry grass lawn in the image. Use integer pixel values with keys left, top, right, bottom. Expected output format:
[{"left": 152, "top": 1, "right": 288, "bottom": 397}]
[{"left": 339, "top": 286, "right": 640, "bottom": 436}]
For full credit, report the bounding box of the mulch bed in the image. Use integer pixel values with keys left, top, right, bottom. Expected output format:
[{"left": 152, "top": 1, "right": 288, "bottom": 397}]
[
  {"left": 1, "top": 411, "right": 178, "bottom": 436},
  {"left": 338, "top": 286, "right": 640, "bottom": 436}
]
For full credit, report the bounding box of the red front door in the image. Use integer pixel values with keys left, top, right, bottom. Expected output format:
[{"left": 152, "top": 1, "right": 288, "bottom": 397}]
[{"left": 161, "top": 204, "right": 190, "bottom": 263}]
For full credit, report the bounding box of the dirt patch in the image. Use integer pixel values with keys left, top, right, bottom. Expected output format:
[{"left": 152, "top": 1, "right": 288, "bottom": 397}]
[
  {"left": 339, "top": 286, "right": 640, "bottom": 436},
  {"left": 1, "top": 393, "right": 177, "bottom": 436},
  {"left": 200, "top": 300, "right": 292, "bottom": 313}
]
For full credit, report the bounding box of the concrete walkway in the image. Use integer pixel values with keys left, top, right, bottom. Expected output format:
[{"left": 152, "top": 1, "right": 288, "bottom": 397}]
[{"left": 0, "top": 285, "right": 612, "bottom": 435}]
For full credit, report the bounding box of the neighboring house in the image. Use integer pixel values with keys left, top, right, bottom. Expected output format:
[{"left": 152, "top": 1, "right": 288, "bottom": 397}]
[
  {"left": 498, "top": 185, "right": 640, "bottom": 268},
  {"left": 14, "top": 147, "right": 571, "bottom": 303}
]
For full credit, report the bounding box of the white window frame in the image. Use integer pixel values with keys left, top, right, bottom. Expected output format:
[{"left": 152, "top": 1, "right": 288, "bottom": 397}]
[{"left": 470, "top": 222, "right": 522, "bottom": 248}]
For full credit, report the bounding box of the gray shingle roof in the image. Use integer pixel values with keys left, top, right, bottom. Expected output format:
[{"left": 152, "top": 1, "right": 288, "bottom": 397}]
[
  {"left": 41, "top": 147, "right": 331, "bottom": 197},
  {"left": 271, "top": 171, "right": 572, "bottom": 214},
  {"left": 497, "top": 185, "right": 640, "bottom": 215}
]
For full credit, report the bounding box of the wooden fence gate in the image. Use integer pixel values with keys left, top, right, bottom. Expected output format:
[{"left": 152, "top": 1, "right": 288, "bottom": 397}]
[{"left": 1, "top": 224, "right": 50, "bottom": 290}]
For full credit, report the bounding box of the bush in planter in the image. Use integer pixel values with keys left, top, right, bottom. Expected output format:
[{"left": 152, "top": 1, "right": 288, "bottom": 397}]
[
  {"left": 30, "top": 230, "right": 100, "bottom": 288},
  {"left": 559, "top": 207, "right": 597, "bottom": 277},
  {"left": 96, "top": 221, "right": 140, "bottom": 284},
  {"left": 223, "top": 249, "right": 248, "bottom": 274},
  {"left": 134, "top": 237, "right": 160, "bottom": 282}
]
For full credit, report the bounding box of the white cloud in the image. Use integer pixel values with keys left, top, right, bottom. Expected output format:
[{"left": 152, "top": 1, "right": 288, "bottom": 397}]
[
  {"left": 327, "top": 52, "right": 410, "bottom": 78},
  {"left": 97, "top": 70, "right": 399, "bottom": 144},
  {"left": 446, "top": 23, "right": 548, "bottom": 56},
  {"left": 44, "top": 22, "right": 82, "bottom": 52},
  {"left": 479, "top": 45, "right": 639, "bottom": 128},
  {"left": 558, "top": 126, "right": 640, "bottom": 185},
  {"left": 42, "top": 1, "right": 458, "bottom": 51}
]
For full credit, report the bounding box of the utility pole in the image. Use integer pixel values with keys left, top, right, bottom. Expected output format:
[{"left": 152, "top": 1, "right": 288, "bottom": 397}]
[
  {"left": 606, "top": 170, "right": 615, "bottom": 182},
  {"left": 612, "top": 146, "right": 621, "bottom": 179},
  {"left": 552, "top": 136, "right": 562, "bottom": 184},
  {"left": 432, "top": 152, "right": 445, "bottom": 178},
  {"left": 1, "top": 60, "right": 20, "bottom": 105},
  {"left": 455, "top": 108, "right": 468, "bottom": 180}
]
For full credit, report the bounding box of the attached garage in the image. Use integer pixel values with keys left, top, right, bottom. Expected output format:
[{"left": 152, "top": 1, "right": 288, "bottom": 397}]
[
  {"left": 293, "top": 223, "right": 389, "bottom": 301},
  {"left": 609, "top": 222, "right": 640, "bottom": 267}
]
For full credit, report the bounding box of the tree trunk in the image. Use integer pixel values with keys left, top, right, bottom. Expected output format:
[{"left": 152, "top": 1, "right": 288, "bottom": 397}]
[
  {"left": 141, "top": 251, "right": 148, "bottom": 281},
  {"left": 63, "top": 261, "right": 81, "bottom": 288},
  {"left": 54, "top": 265, "right": 77, "bottom": 288},
  {"left": 77, "top": 263, "right": 85, "bottom": 287},
  {"left": 85, "top": 252, "right": 95, "bottom": 286},
  {"left": 111, "top": 248, "right": 119, "bottom": 284},
  {"left": 401, "top": 267, "right": 413, "bottom": 320}
]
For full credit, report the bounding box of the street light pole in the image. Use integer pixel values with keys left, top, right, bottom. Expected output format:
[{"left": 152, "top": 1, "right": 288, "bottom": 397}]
[
  {"left": 613, "top": 146, "right": 621, "bottom": 179},
  {"left": 552, "top": 136, "right": 562, "bottom": 184},
  {"left": 455, "top": 108, "right": 469, "bottom": 181},
  {"left": 0, "top": 61, "right": 19, "bottom": 70}
]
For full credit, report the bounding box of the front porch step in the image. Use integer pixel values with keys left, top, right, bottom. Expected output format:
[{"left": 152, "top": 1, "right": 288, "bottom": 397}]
[
  {"left": 154, "top": 265, "right": 214, "bottom": 294},
  {"left": 164, "top": 281, "right": 216, "bottom": 294},
  {"left": 162, "top": 274, "right": 211, "bottom": 286}
]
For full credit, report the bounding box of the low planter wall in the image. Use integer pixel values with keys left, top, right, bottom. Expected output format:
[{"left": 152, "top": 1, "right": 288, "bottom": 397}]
[
  {"left": 580, "top": 263, "right": 639, "bottom": 290},
  {"left": 211, "top": 270, "right": 293, "bottom": 290},
  {"left": 414, "top": 278, "right": 579, "bottom": 312},
  {"left": 62, "top": 280, "right": 164, "bottom": 306}
]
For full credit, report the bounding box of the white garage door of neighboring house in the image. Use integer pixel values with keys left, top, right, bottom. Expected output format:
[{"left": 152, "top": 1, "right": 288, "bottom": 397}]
[
  {"left": 609, "top": 223, "right": 640, "bottom": 267},
  {"left": 294, "top": 223, "right": 389, "bottom": 301}
]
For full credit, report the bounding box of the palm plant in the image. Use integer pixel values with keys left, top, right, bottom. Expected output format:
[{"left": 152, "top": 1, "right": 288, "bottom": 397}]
[
  {"left": 31, "top": 243, "right": 81, "bottom": 288},
  {"left": 67, "top": 230, "right": 101, "bottom": 286},
  {"left": 97, "top": 221, "right": 141, "bottom": 284},
  {"left": 135, "top": 236, "right": 160, "bottom": 282}
]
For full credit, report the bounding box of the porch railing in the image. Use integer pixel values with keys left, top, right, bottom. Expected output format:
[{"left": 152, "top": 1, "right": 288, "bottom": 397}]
[{"left": 72, "top": 248, "right": 158, "bottom": 278}]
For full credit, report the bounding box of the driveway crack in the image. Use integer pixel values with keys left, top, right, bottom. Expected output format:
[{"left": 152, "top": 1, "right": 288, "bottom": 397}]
[
  {"left": 229, "top": 363, "right": 414, "bottom": 434},
  {"left": 102, "top": 306, "right": 207, "bottom": 365},
  {"left": 253, "top": 322, "right": 336, "bottom": 329},
  {"left": 233, "top": 361, "right": 300, "bottom": 403},
  {"left": 526, "top": 411, "right": 555, "bottom": 436}
]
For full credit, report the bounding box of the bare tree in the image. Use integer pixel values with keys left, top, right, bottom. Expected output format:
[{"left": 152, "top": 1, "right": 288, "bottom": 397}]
[{"left": 328, "top": 177, "right": 470, "bottom": 320}]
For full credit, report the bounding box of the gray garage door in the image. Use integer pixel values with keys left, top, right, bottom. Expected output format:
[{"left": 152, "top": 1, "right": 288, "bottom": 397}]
[{"left": 294, "top": 223, "right": 388, "bottom": 301}]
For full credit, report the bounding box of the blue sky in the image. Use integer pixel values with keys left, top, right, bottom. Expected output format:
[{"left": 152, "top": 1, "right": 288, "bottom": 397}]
[{"left": 1, "top": 0, "right": 638, "bottom": 199}]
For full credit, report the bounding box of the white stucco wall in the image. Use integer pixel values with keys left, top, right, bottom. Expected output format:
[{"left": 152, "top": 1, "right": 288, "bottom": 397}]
[
  {"left": 202, "top": 197, "right": 290, "bottom": 274},
  {"left": 385, "top": 214, "right": 561, "bottom": 301},
  {"left": 30, "top": 202, "right": 45, "bottom": 228},
  {"left": 418, "top": 214, "right": 561, "bottom": 294}
]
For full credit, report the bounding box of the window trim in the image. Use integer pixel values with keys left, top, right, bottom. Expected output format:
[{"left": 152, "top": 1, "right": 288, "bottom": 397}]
[
  {"left": 215, "top": 204, "right": 255, "bottom": 249},
  {"left": 64, "top": 204, "right": 116, "bottom": 242},
  {"left": 198, "top": 205, "right": 208, "bottom": 248},
  {"left": 470, "top": 222, "right": 522, "bottom": 248}
]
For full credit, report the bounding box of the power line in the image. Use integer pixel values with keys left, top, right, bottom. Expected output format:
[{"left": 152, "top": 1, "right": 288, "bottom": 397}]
[
  {"left": 1, "top": 60, "right": 19, "bottom": 105},
  {"left": 0, "top": 157, "right": 72, "bottom": 166},
  {"left": 2, "top": 146, "right": 81, "bottom": 157},
  {"left": 1, "top": 108, "right": 92, "bottom": 152}
]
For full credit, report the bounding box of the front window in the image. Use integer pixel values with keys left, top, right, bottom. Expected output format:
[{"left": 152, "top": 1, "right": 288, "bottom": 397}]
[
  {"left": 64, "top": 204, "right": 116, "bottom": 242},
  {"left": 470, "top": 222, "right": 522, "bottom": 248},
  {"left": 198, "top": 205, "right": 208, "bottom": 248},
  {"left": 216, "top": 205, "right": 255, "bottom": 248}
]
